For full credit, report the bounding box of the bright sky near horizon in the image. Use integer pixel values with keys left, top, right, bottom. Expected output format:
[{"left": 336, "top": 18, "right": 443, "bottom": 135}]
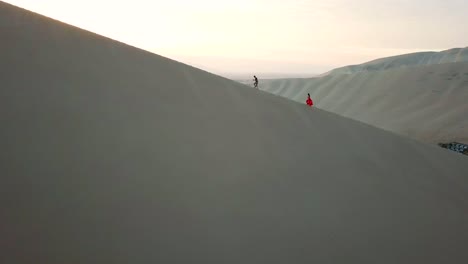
[{"left": 4, "top": 0, "right": 468, "bottom": 76}]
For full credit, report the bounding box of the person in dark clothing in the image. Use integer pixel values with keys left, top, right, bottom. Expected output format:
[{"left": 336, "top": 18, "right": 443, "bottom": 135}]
[{"left": 253, "top": 75, "right": 258, "bottom": 88}]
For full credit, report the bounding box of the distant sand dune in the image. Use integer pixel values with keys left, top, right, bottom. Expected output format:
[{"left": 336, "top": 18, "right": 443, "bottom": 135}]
[
  {"left": 321, "top": 47, "right": 468, "bottom": 76},
  {"left": 2, "top": 1, "right": 468, "bottom": 264},
  {"left": 262, "top": 62, "right": 468, "bottom": 144}
]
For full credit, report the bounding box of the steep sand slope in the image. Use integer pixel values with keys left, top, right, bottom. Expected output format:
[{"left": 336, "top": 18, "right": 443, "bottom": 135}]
[
  {"left": 262, "top": 62, "right": 468, "bottom": 144},
  {"left": 324, "top": 47, "right": 468, "bottom": 76},
  {"left": 2, "top": 2, "right": 468, "bottom": 264}
]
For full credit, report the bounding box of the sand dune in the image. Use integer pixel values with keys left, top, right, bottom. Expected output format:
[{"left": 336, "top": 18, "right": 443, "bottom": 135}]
[
  {"left": 2, "top": 2, "right": 468, "bottom": 264},
  {"left": 262, "top": 62, "right": 468, "bottom": 144},
  {"left": 322, "top": 47, "right": 468, "bottom": 76}
]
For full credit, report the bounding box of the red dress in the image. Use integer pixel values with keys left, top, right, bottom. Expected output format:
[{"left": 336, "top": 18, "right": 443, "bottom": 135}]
[{"left": 306, "top": 97, "right": 313, "bottom": 107}]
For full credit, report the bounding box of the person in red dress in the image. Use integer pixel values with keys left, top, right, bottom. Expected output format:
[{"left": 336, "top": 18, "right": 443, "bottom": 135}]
[{"left": 306, "top": 93, "right": 313, "bottom": 107}]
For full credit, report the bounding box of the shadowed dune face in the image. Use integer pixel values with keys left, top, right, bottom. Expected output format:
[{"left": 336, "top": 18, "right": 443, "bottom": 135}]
[
  {"left": 261, "top": 62, "right": 468, "bottom": 144},
  {"left": 2, "top": 2, "right": 468, "bottom": 264}
]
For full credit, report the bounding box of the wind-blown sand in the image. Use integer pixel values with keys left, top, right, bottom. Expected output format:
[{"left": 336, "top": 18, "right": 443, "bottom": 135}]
[
  {"left": 1, "top": 2, "right": 468, "bottom": 263},
  {"left": 261, "top": 62, "right": 468, "bottom": 144}
]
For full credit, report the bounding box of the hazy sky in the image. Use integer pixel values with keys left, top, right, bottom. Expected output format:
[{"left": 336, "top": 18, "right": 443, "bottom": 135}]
[{"left": 5, "top": 0, "right": 468, "bottom": 76}]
